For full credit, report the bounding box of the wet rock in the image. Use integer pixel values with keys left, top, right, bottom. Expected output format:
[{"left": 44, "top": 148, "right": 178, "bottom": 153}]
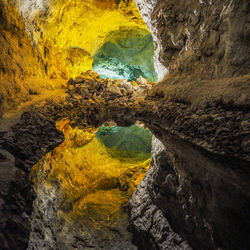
[{"left": 129, "top": 137, "right": 191, "bottom": 250}]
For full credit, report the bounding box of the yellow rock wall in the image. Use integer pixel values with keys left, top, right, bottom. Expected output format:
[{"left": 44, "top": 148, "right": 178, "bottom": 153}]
[
  {"left": 23, "top": 0, "right": 149, "bottom": 78},
  {"left": 0, "top": 0, "right": 150, "bottom": 115},
  {"left": 0, "top": 1, "right": 42, "bottom": 115},
  {"left": 0, "top": 1, "right": 68, "bottom": 115},
  {"left": 0, "top": 1, "right": 43, "bottom": 81}
]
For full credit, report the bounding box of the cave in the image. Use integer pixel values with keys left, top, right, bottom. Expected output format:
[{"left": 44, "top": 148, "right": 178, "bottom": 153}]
[{"left": 0, "top": 1, "right": 250, "bottom": 250}]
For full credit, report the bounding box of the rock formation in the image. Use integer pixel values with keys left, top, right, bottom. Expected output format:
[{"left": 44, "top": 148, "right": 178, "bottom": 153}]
[
  {"left": 135, "top": 0, "right": 250, "bottom": 79},
  {"left": 28, "top": 118, "right": 151, "bottom": 250},
  {"left": 1, "top": 69, "right": 249, "bottom": 249},
  {"left": 0, "top": 0, "right": 249, "bottom": 250}
]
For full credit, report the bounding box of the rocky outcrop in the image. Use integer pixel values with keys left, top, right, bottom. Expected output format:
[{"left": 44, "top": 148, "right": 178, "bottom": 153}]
[
  {"left": 28, "top": 119, "right": 149, "bottom": 250},
  {"left": 129, "top": 75, "right": 250, "bottom": 249},
  {"left": 0, "top": 72, "right": 153, "bottom": 249},
  {"left": 129, "top": 1, "right": 250, "bottom": 248},
  {"left": 131, "top": 129, "right": 250, "bottom": 250},
  {"left": 28, "top": 162, "right": 60, "bottom": 250},
  {"left": 0, "top": 108, "right": 65, "bottom": 249},
  {"left": 0, "top": 0, "right": 43, "bottom": 115},
  {"left": 0, "top": 0, "right": 67, "bottom": 117},
  {"left": 0, "top": 1, "right": 44, "bottom": 81},
  {"left": 134, "top": 0, "right": 168, "bottom": 80}
]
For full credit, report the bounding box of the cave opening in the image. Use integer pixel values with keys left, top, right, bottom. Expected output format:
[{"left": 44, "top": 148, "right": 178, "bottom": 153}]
[
  {"left": 1, "top": 0, "right": 160, "bottom": 249},
  {"left": 28, "top": 119, "right": 153, "bottom": 249}
]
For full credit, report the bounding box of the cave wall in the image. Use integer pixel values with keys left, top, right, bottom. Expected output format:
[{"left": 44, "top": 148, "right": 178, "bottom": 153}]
[
  {"left": 130, "top": 132, "right": 250, "bottom": 250},
  {"left": 28, "top": 119, "right": 150, "bottom": 249},
  {"left": 0, "top": 1, "right": 44, "bottom": 81},
  {"left": 128, "top": 0, "right": 250, "bottom": 249},
  {"left": 0, "top": 71, "right": 156, "bottom": 249},
  {"left": 0, "top": 0, "right": 155, "bottom": 117},
  {"left": 129, "top": 136, "right": 191, "bottom": 250},
  {"left": 1, "top": 70, "right": 249, "bottom": 249},
  {"left": 0, "top": 0, "right": 68, "bottom": 117},
  {"left": 16, "top": 0, "right": 150, "bottom": 78},
  {"left": 0, "top": 1, "right": 44, "bottom": 115},
  {"left": 0, "top": 110, "right": 65, "bottom": 249},
  {"left": 0, "top": 0, "right": 156, "bottom": 118},
  {"left": 135, "top": 0, "right": 250, "bottom": 79},
  {"left": 93, "top": 29, "right": 158, "bottom": 82}
]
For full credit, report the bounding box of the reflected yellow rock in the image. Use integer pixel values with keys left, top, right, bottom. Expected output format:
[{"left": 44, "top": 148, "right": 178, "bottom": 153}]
[
  {"left": 32, "top": 118, "right": 150, "bottom": 229},
  {"left": 75, "top": 189, "right": 127, "bottom": 228}
]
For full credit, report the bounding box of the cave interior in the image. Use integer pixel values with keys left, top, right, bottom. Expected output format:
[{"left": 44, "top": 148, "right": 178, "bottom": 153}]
[{"left": 0, "top": 0, "right": 249, "bottom": 250}]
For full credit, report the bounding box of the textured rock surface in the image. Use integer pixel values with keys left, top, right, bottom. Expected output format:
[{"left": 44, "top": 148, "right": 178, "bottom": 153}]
[
  {"left": 0, "top": 110, "right": 64, "bottom": 249},
  {"left": 16, "top": 0, "right": 150, "bottom": 78},
  {"left": 28, "top": 118, "right": 150, "bottom": 250},
  {"left": 0, "top": 1, "right": 44, "bottom": 81},
  {"left": 131, "top": 76, "right": 250, "bottom": 249},
  {"left": 135, "top": 0, "right": 250, "bottom": 79},
  {"left": 0, "top": 72, "right": 153, "bottom": 249},
  {"left": 134, "top": 131, "right": 250, "bottom": 250},
  {"left": 0, "top": 0, "right": 67, "bottom": 117},
  {"left": 28, "top": 164, "right": 59, "bottom": 250},
  {"left": 130, "top": 1, "right": 250, "bottom": 247},
  {"left": 0, "top": 0, "right": 42, "bottom": 115},
  {"left": 134, "top": 0, "right": 168, "bottom": 80}
]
